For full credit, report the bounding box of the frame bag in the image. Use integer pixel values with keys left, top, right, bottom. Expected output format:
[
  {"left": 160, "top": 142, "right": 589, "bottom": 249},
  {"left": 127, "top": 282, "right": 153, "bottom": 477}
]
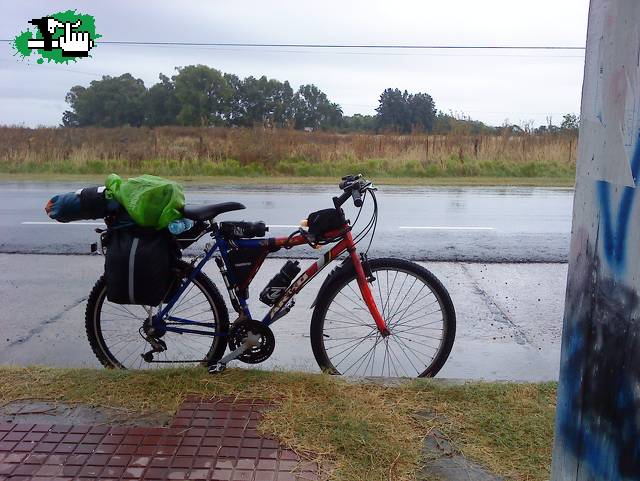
[
  {"left": 104, "top": 226, "right": 174, "bottom": 305},
  {"left": 227, "top": 248, "right": 265, "bottom": 298}
]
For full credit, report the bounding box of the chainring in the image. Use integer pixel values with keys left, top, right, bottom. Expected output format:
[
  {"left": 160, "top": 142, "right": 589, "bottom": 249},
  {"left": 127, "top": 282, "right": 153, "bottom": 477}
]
[{"left": 228, "top": 319, "right": 275, "bottom": 364}]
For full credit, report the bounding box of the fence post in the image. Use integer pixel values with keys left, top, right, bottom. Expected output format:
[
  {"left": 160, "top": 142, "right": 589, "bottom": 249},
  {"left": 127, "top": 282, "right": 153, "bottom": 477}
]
[{"left": 552, "top": 0, "right": 640, "bottom": 479}]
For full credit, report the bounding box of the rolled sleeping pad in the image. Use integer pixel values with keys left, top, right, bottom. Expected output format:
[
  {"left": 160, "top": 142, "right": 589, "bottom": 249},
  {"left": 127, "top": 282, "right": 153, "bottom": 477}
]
[{"left": 45, "top": 186, "right": 119, "bottom": 222}]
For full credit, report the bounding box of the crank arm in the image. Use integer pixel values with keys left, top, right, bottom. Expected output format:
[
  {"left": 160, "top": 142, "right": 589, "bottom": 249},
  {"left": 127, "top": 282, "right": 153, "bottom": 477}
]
[
  {"left": 208, "top": 339, "right": 251, "bottom": 374},
  {"left": 219, "top": 340, "right": 250, "bottom": 365}
]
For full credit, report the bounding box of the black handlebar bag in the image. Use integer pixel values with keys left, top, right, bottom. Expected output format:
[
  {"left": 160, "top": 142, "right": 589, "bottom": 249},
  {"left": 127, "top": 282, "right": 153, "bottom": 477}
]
[
  {"left": 307, "top": 208, "right": 344, "bottom": 238},
  {"left": 104, "top": 225, "right": 174, "bottom": 306}
]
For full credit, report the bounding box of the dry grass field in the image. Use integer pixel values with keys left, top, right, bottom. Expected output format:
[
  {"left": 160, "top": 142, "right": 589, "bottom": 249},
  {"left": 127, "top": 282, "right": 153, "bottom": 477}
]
[{"left": 0, "top": 126, "right": 577, "bottom": 179}]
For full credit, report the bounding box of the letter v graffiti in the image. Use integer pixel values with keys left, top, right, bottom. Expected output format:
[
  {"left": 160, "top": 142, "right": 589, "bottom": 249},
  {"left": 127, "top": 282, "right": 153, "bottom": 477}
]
[{"left": 597, "top": 134, "right": 640, "bottom": 273}]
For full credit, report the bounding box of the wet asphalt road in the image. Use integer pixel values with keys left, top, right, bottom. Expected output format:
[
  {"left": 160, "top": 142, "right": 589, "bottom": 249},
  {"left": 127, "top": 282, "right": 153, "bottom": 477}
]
[
  {"left": 0, "top": 182, "right": 573, "bottom": 380},
  {"left": 0, "top": 255, "right": 567, "bottom": 381},
  {"left": 0, "top": 182, "right": 573, "bottom": 262}
]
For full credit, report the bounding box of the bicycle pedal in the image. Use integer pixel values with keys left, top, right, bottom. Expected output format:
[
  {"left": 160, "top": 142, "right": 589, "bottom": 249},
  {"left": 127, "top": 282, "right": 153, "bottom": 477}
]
[{"left": 208, "top": 363, "right": 227, "bottom": 374}]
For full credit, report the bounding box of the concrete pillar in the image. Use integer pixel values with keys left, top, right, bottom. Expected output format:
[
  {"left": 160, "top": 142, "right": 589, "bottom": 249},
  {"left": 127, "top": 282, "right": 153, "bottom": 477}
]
[{"left": 552, "top": 1, "right": 640, "bottom": 479}]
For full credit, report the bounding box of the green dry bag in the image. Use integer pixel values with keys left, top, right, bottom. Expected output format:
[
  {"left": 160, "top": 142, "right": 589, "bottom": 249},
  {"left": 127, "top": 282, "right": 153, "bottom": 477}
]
[{"left": 105, "top": 174, "right": 185, "bottom": 229}]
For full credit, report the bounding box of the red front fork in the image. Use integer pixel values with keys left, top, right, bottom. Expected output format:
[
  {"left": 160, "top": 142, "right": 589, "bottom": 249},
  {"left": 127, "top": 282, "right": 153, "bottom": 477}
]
[{"left": 345, "top": 231, "right": 391, "bottom": 337}]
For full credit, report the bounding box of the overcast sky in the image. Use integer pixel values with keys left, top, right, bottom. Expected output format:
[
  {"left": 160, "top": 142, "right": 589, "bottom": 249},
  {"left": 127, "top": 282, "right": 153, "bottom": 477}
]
[{"left": 1, "top": 0, "right": 589, "bottom": 128}]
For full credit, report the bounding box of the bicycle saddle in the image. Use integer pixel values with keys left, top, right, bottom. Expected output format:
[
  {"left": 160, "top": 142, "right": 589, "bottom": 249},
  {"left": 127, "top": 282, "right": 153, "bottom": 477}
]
[{"left": 182, "top": 202, "right": 246, "bottom": 221}]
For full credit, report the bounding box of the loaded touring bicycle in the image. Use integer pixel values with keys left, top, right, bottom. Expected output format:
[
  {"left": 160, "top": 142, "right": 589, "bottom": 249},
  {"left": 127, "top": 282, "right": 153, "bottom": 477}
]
[{"left": 49, "top": 174, "right": 456, "bottom": 377}]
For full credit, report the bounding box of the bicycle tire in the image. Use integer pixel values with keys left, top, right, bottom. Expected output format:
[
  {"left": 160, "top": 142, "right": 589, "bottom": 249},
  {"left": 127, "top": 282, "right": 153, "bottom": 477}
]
[
  {"left": 310, "top": 257, "right": 456, "bottom": 378},
  {"left": 85, "top": 261, "right": 229, "bottom": 369}
]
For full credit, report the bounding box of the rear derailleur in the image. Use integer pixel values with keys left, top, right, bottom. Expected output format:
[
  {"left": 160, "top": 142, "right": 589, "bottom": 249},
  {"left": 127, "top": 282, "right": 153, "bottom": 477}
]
[
  {"left": 208, "top": 319, "right": 275, "bottom": 374},
  {"left": 140, "top": 318, "right": 167, "bottom": 362}
]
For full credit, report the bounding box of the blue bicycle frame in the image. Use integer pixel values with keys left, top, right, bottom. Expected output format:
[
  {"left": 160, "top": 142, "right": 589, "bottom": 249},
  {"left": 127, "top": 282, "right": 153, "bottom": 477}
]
[{"left": 150, "top": 227, "right": 351, "bottom": 338}]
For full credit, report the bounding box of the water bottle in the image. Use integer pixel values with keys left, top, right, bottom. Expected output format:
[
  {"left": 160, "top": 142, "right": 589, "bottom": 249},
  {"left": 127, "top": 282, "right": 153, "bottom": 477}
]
[
  {"left": 259, "top": 260, "right": 301, "bottom": 305},
  {"left": 168, "top": 218, "right": 195, "bottom": 235}
]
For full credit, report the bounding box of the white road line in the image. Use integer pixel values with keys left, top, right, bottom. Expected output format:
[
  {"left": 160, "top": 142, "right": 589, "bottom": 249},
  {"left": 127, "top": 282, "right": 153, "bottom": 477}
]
[
  {"left": 20, "top": 222, "right": 495, "bottom": 232},
  {"left": 21, "top": 221, "right": 105, "bottom": 226},
  {"left": 21, "top": 221, "right": 301, "bottom": 228},
  {"left": 399, "top": 226, "right": 495, "bottom": 231}
]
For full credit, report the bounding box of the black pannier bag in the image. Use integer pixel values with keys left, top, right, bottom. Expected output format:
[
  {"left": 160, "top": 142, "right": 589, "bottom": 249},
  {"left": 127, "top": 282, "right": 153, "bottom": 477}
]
[
  {"left": 104, "top": 225, "right": 175, "bottom": 305},
  {"left": 307, "top": 208, "right": 344, "bottom": 238},
  {"left": 227, "top": 248, "right": 265, "bottom": 298},
  {"left": 45, "top": 186, "right": 118, "bottom": 222},
  {"left": 219, "top": 221, "right": 268, "bottom": 238}
]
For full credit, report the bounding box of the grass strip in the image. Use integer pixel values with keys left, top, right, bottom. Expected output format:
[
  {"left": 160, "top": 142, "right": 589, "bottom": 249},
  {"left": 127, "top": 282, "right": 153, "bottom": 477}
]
[{"left": 0, "top": 367, "right": 556, "bottom": 481}]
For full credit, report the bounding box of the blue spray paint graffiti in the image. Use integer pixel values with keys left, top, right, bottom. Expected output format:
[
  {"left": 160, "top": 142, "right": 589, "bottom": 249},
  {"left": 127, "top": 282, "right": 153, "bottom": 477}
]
[
  {"left": 556, "top": 249, "right": 640, "bottom": 480},
  {"left": 596, "top": 133, "right": 640, "bottom": 273}
]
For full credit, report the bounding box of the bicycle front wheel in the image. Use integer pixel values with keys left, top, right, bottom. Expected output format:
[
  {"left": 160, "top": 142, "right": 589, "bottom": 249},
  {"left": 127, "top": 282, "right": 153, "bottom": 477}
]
[{"left": 310, "top": 258, "right": 456, "bottom": 378}]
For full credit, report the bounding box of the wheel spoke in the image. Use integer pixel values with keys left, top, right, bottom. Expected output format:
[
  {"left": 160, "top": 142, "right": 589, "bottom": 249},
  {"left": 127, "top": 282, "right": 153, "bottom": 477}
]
[
  {"left": 386, "top": 277, "right": 420, "bottom": 323},
  {"left": 386, "top": 340, "right": 410, "bottom": 377},
  {"left": 389, "top": 298, "right": 440, "bottom": 329},
  {"left": 386, "top": 272, "right": 408, "bottom": 320},
  {"left": 332, "top": 331, "right": 378, "bottom": 368}
]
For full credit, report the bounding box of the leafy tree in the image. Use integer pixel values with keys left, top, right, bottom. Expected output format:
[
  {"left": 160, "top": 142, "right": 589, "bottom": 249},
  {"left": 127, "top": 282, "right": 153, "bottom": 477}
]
[
  {"left": 271, "top": 80, "right": 295, "bottom": 127},
  {"left": 62, "top": 87, "right": 83, "bottom": 127},
  {"left": 293, "top": 84, "right": 342, "bottom": 130},
  {"left": 408, "top": 92, "right": 436, "bottom": 132},
  {"left": 62, "top": 74, "right": 147, "bottom": 127},
  {"left": 560, "top": 113, "right": 579, "bottom": 132},
  {"left": 375, "top": 88, "right": 411, "bottom": 132},
  {"left": 145, "top": 74, "right": 179, "bottom": 126},
  {"left": 234, "top": 76, "right": 295, "bottom": 127},
  {"left": 375, "top": 88, "right": 437, "bottom": 133},
  {"left": 223, "top": 73, "right": 244, "bottom": 125},
  {"left": 172, "top": 65, "right": 232, "bottom": 126}
]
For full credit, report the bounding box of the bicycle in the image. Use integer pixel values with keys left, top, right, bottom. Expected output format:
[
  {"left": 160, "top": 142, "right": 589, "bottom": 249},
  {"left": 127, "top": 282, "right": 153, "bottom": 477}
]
[{"left": 85, "top": 175, "right": 456, "bottom": 378}]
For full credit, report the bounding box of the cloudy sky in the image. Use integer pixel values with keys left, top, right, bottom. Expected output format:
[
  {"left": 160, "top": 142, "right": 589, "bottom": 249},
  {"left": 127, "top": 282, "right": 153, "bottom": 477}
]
[{"left": 1, "top": 0, "right": 589, "bottom": 127}]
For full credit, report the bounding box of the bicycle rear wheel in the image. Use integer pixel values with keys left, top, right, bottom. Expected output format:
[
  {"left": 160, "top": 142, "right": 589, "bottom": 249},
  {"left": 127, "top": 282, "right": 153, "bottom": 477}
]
[
  {"left": 85, "top": 263, "right": 229, "bottom": 369},
  {"left": 310, "top": 258, "right": 456, "bottom": 378}
]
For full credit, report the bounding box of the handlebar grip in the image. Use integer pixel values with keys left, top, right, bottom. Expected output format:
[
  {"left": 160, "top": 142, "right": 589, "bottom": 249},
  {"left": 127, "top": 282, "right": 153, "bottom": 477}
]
[{"left": 351, "top": 188, "right": 363, "bottom": 207}]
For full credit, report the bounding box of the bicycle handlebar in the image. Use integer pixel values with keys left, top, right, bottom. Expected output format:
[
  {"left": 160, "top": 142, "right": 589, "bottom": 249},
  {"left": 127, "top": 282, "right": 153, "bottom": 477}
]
[
  {"left": 338, "top": 174, "right": 357, "bottom": 189},
  {"left": 333, "top": 174, "right": 370, "bottom": 208}
]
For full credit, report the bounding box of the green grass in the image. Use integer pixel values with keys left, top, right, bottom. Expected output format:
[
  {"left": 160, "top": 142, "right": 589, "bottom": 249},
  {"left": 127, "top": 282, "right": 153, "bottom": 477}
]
[
  {"left": 0, "top": 156, "right": 575, "bottom": 181},
  {"left": 0, "top": 366, "right": 557, "bottom": 481},
  {"left": 412, "top": 381, "right": 557, "bottom": 480}
]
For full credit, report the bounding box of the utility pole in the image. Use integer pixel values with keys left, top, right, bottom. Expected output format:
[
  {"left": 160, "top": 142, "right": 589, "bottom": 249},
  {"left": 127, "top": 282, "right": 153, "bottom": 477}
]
[{"left": 552, "top": 0, "right": 640, "bottom": 479}]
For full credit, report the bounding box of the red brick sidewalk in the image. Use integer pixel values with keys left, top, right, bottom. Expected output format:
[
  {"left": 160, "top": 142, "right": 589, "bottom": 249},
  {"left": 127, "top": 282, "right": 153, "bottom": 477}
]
[{"left": 0, "top": 396, "right": 319, "bottom": 481}]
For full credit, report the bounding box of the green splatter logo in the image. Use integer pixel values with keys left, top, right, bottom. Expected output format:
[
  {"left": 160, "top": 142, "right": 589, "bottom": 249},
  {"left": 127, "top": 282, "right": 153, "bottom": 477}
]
[{"left": 12, "top": 10, "right": 100, "bottom": 64}]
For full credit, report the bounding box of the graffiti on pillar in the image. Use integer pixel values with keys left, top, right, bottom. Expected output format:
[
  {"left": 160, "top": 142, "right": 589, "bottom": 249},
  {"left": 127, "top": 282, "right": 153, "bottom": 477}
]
[
  {"left": 556, "top": 242, "right": 640, "bottom": 480},
  {"left": 596, "top": 136, "right": 640, "bottom": 274}
]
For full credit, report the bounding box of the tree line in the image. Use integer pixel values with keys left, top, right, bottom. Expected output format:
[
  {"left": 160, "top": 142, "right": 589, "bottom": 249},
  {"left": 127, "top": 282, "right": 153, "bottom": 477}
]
[
  {"left": 62, "top": 64, "right": 579, "bottom": 135},
  {"left": 63, "top": 65, "right": 438, "bottom": 132}
]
